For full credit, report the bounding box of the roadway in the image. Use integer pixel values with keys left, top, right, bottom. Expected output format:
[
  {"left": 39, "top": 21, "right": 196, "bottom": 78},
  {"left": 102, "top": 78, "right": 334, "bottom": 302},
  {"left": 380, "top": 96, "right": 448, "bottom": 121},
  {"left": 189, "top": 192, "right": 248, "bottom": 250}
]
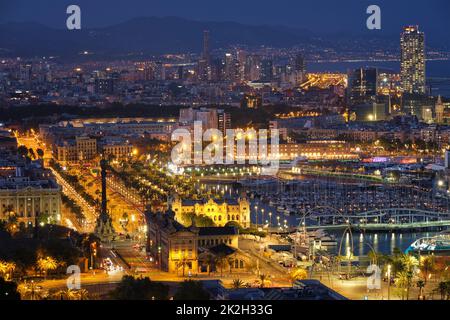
[
  {"left": 16, "top": 132, "right": 97, "bottom": 232},
  {"left": 49, "top": 166, "right": 97, "bottom": 232}
]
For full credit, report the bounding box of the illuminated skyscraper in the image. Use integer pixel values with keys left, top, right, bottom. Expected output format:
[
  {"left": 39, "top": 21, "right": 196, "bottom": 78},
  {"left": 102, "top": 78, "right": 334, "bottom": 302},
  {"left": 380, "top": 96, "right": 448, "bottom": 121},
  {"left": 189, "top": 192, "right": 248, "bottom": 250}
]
[
  {"left": 244, "top": 55, "right": 261, "bottom": 81},
  {"left": 347, "top": 67, "right": 378, "bottom": 106},
  {"left": 400, "top": 26, "right": 426, "bottom": 95},
  {"left": 293, "top": 54, "right": 306, "bottom": 84},
  {"left": 294, "top": 54, "right": 306, "bottom": 74},
  {"left": 224, "top": 53, "right": 234, "bottom": 81},
  {"left": 260, "top": 59, "right": 273, "bottom": 81}
]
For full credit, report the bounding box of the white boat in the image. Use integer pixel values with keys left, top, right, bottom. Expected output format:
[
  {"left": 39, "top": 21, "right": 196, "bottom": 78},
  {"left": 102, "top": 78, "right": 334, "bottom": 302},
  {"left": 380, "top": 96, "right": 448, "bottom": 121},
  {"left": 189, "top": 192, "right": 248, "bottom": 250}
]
[{"left": 319, "top": 236, "right": 338, "bottom": 247}]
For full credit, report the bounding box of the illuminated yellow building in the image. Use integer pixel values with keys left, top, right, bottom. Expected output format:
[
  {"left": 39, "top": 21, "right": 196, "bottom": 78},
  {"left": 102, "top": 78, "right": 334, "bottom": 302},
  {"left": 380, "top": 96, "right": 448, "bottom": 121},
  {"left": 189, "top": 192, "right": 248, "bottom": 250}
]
[
  {"left": 276, "top": 142, "right": 359, "bottom": 161},
  {"left": 0, "top": 176, "right": 61, "bottom": 226},
  {"left": 102, "top": 143, "right": 133, "bottom": 160},
  {"left": 147, "top": 210, "right": 198, "bottom": 274},
  {"left": 171, "top": 196, "right": 251, "bottom": 228},
  {"left": 147, "top": 209, "right": 244, "bottom": 275},
  {"left": 56, "top": 136, "right": 97, "bottom": 163}
]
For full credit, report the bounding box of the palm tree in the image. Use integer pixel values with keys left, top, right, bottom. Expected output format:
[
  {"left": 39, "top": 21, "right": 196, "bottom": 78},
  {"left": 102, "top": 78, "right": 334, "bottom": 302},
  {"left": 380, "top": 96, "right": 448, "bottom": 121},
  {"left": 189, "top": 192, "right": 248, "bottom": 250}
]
[
  {"left": 437, "top": 281, "right": 449, "bottom": 300},
  {"left": 0, "top": 261, "right": 16, "bottom": 280},
  {"left": 52, "top": 290, "right": 67, "bottom": 300},
  {"left": 17, "top": 281, "right": 43, "bottom": 300},
  {"left": 17, "top": 145, "right": 29, "bottom": 158},
  {"left": 65, "top": 289, "right": 79, "bottom": 300},
  {"left": 232, "top": 279, "right": 244, "bottom": 289},
  {"left": 259, "top": 274, "right": 268, "bottom": 288},
  {"left": 290, "top": 267, "right": 308, "bottom": 284},
  {"left": 395, "top": 271, "right": 414, "bottom": 300},
  {"left": 402, "top": 254, "right": 419, "bottom": 273},
  {"left": 5, "top": 211, "right": 18, "bottom": 234},
  {"left": 416, "top": 280, "right": 425, "bottom": 300},
  {"left": 215, "top": 253, "right": 227, "bottom": 277},
  {"left": 367, "top": 249, "right": 379, "bottom": 266},
  {"left": 390, "top": 255, "right": 404, "bottom": 277},
  {"left": 28, "top": 148, "right": 36, "bottom": 160},
  {"left": 176, "top": 256, "right": 190, "bottom": 277},
  {"left": 36, "top": 148, "right": 44, "bottom": 158},
  {"left": 77, "top": 289, "right": 89, "bottom": 300},
  {"left": 419, "top": 256, "right": 435, "bottom": 284},
  {"left": 37, "top": 256, "right": 58, "bottom": 279}
]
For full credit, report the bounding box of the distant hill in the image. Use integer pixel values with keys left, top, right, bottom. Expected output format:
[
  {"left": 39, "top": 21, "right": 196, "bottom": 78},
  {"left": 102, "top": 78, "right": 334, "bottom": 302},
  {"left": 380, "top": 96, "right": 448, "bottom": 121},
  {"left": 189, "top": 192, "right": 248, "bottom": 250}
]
[
  {"left": 0, "top": 16, "right": 401, "bottom": 58},
  {"left": 0, "top": 16, "right": 315, "bottom": 57}
]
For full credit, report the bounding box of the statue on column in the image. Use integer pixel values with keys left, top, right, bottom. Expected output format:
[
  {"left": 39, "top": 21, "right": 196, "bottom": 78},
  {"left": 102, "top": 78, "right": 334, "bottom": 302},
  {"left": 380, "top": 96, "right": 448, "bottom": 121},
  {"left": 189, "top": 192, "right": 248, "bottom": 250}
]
[{"left": 94, "top": 159, "right": 116, "bottom": 242}]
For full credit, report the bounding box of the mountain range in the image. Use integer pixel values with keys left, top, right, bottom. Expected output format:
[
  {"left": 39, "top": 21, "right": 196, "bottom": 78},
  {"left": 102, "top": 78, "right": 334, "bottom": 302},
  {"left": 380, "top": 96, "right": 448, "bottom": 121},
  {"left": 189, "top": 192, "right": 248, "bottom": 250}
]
[{"left": 0, "top": 16, "right": 409, "bottom": 58}]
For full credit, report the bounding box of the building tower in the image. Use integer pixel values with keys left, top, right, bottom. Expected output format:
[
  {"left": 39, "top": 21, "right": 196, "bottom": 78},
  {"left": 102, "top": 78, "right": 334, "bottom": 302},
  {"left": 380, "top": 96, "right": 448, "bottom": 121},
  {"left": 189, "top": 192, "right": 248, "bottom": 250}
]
[
  {"left": 94, "top": 159, "right": 115, "bottom": 242},
  {"left": 260, "top": 59, "right": 273, "bottom": 82},
  {"left": 294, "top": 54, "right": 306, "bottom": 84},
  {"left": 347, "top": 67, "right": 378, "bottom": 106},
  {"left": 294, "top": 54, "right": 306, "bottom": 73},
  {"left": 197, "top": 30, "right": 211, "bottom": 81},
  {"left": 202, "top": 30, "right": 210, "bottom": 64},
  {"left": 401, "top": 26, "right": 426, "bottom": 95},
  {"left": 435, "top": 95, "right": 445, "bottom": 124}
]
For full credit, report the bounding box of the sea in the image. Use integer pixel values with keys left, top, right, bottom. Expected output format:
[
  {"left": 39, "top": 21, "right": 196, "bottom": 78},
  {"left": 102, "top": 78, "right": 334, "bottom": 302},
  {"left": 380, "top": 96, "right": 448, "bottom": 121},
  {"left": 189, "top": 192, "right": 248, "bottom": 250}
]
[{"left": 308, "top": 59, "right": 450, "bottom": 98}]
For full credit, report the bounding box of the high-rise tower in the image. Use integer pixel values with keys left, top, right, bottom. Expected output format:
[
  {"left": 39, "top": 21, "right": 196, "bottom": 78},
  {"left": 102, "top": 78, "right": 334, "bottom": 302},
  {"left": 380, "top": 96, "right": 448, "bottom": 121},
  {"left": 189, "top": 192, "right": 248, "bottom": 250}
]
[
  {"left": 347, "top": 67, "right": 378, "bottom": 106},
  {"left": 294, "top": 54, "right": 306, "bottom": 74},
  {"left": 401, "top": 26, "right": 426, "bottom": 95},
  {"left": 202, "top": 30, "right": 210, "bottom": 63}
]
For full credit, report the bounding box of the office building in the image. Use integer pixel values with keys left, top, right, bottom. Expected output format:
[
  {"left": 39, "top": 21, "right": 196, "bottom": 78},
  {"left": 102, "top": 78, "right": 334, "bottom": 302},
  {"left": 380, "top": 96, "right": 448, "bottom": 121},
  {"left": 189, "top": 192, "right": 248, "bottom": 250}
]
[{"left": 347, "top": 68, "right": 378, "bottom": 106}]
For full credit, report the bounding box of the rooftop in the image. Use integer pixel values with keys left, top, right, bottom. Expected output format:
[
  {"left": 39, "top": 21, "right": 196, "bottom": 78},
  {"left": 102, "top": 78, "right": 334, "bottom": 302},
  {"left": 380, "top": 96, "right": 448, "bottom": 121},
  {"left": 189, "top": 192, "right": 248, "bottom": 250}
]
[{"left": 198, "top": 226, "right": 238, "bottom": 237}]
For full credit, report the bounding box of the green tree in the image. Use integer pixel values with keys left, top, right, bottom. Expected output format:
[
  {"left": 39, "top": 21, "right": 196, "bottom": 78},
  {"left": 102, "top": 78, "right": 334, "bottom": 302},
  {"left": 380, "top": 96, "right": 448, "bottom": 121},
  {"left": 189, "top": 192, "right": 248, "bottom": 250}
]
[
  {"left": 36, "top": 256, "right": 58, "bottom": 279},
  {"left": 175, "top": 256, "right": 190, "bottom": 277},
  {"left": 215, "top": 252, "right": 228, "bottom": 277},
  {"left": 395, "top": 271, "right": 414, "bottom": 300},
  {"left": 367, "top": 249, "right": 380, "bottom": 266},
  {"left": 416, "top": 280, "right": 425, "bottom": 300},
  {"left": 419, "top": 256, "right": 435, "bottom": 284},
  {"left": 28, "top": 148, "right": 36, "bottom": 160},
  {"left": 203, "top": 253, "right": 216, "bottom": 276},
  {"left": 436, "top": 281, "right": 449, "bottom": 300},
  {"left": 232, "top": 279, "right": 244, "bottom": 289},
  {"left": 36, "top": 148, "right": 44, "bottom": 158},
  {"left": 17, "top": 145, "right": 28, "bottom": 158},
  {"left": 259, "top": 274, "right": 268, "bottom": 288},
  {"left": 290, "top": 268, "right": 308, "bottom": 284},
  {"left": 109, "top": 276, "right": 169, "bottom": 300},
  {"left": 173, "top": 280, "right": 210, "bottom": 300}
]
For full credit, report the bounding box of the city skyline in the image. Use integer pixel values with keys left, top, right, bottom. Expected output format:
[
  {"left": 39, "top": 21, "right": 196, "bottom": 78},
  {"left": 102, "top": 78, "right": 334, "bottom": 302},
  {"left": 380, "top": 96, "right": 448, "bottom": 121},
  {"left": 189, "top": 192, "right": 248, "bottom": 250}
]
[{"left": 1, "top": 1, "right": 450, "bottom": 306}]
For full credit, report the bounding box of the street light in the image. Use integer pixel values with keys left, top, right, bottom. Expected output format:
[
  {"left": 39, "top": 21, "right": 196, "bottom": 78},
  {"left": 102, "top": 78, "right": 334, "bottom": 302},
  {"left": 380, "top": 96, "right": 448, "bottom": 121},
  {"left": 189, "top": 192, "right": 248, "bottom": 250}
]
[
  {"left": 386, "top": 264, "right": 391, "bottom": 300},
  {"left": 158, "top": 246, "right": 162, "bottom": 270}
]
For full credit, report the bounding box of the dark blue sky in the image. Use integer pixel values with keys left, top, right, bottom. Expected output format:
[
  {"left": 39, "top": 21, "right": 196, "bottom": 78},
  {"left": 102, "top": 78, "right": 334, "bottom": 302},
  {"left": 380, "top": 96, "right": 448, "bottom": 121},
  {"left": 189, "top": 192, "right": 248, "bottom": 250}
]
[{"left": 1, "top": 0, "right": 449, "bottom": 42}]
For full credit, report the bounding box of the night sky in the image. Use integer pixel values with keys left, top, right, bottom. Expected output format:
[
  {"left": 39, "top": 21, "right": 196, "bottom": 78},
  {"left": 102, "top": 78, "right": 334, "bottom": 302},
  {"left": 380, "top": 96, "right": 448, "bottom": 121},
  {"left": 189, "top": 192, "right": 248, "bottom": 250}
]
[{"left": 0, "top": 0, "right": 449, "bottom": 44}]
